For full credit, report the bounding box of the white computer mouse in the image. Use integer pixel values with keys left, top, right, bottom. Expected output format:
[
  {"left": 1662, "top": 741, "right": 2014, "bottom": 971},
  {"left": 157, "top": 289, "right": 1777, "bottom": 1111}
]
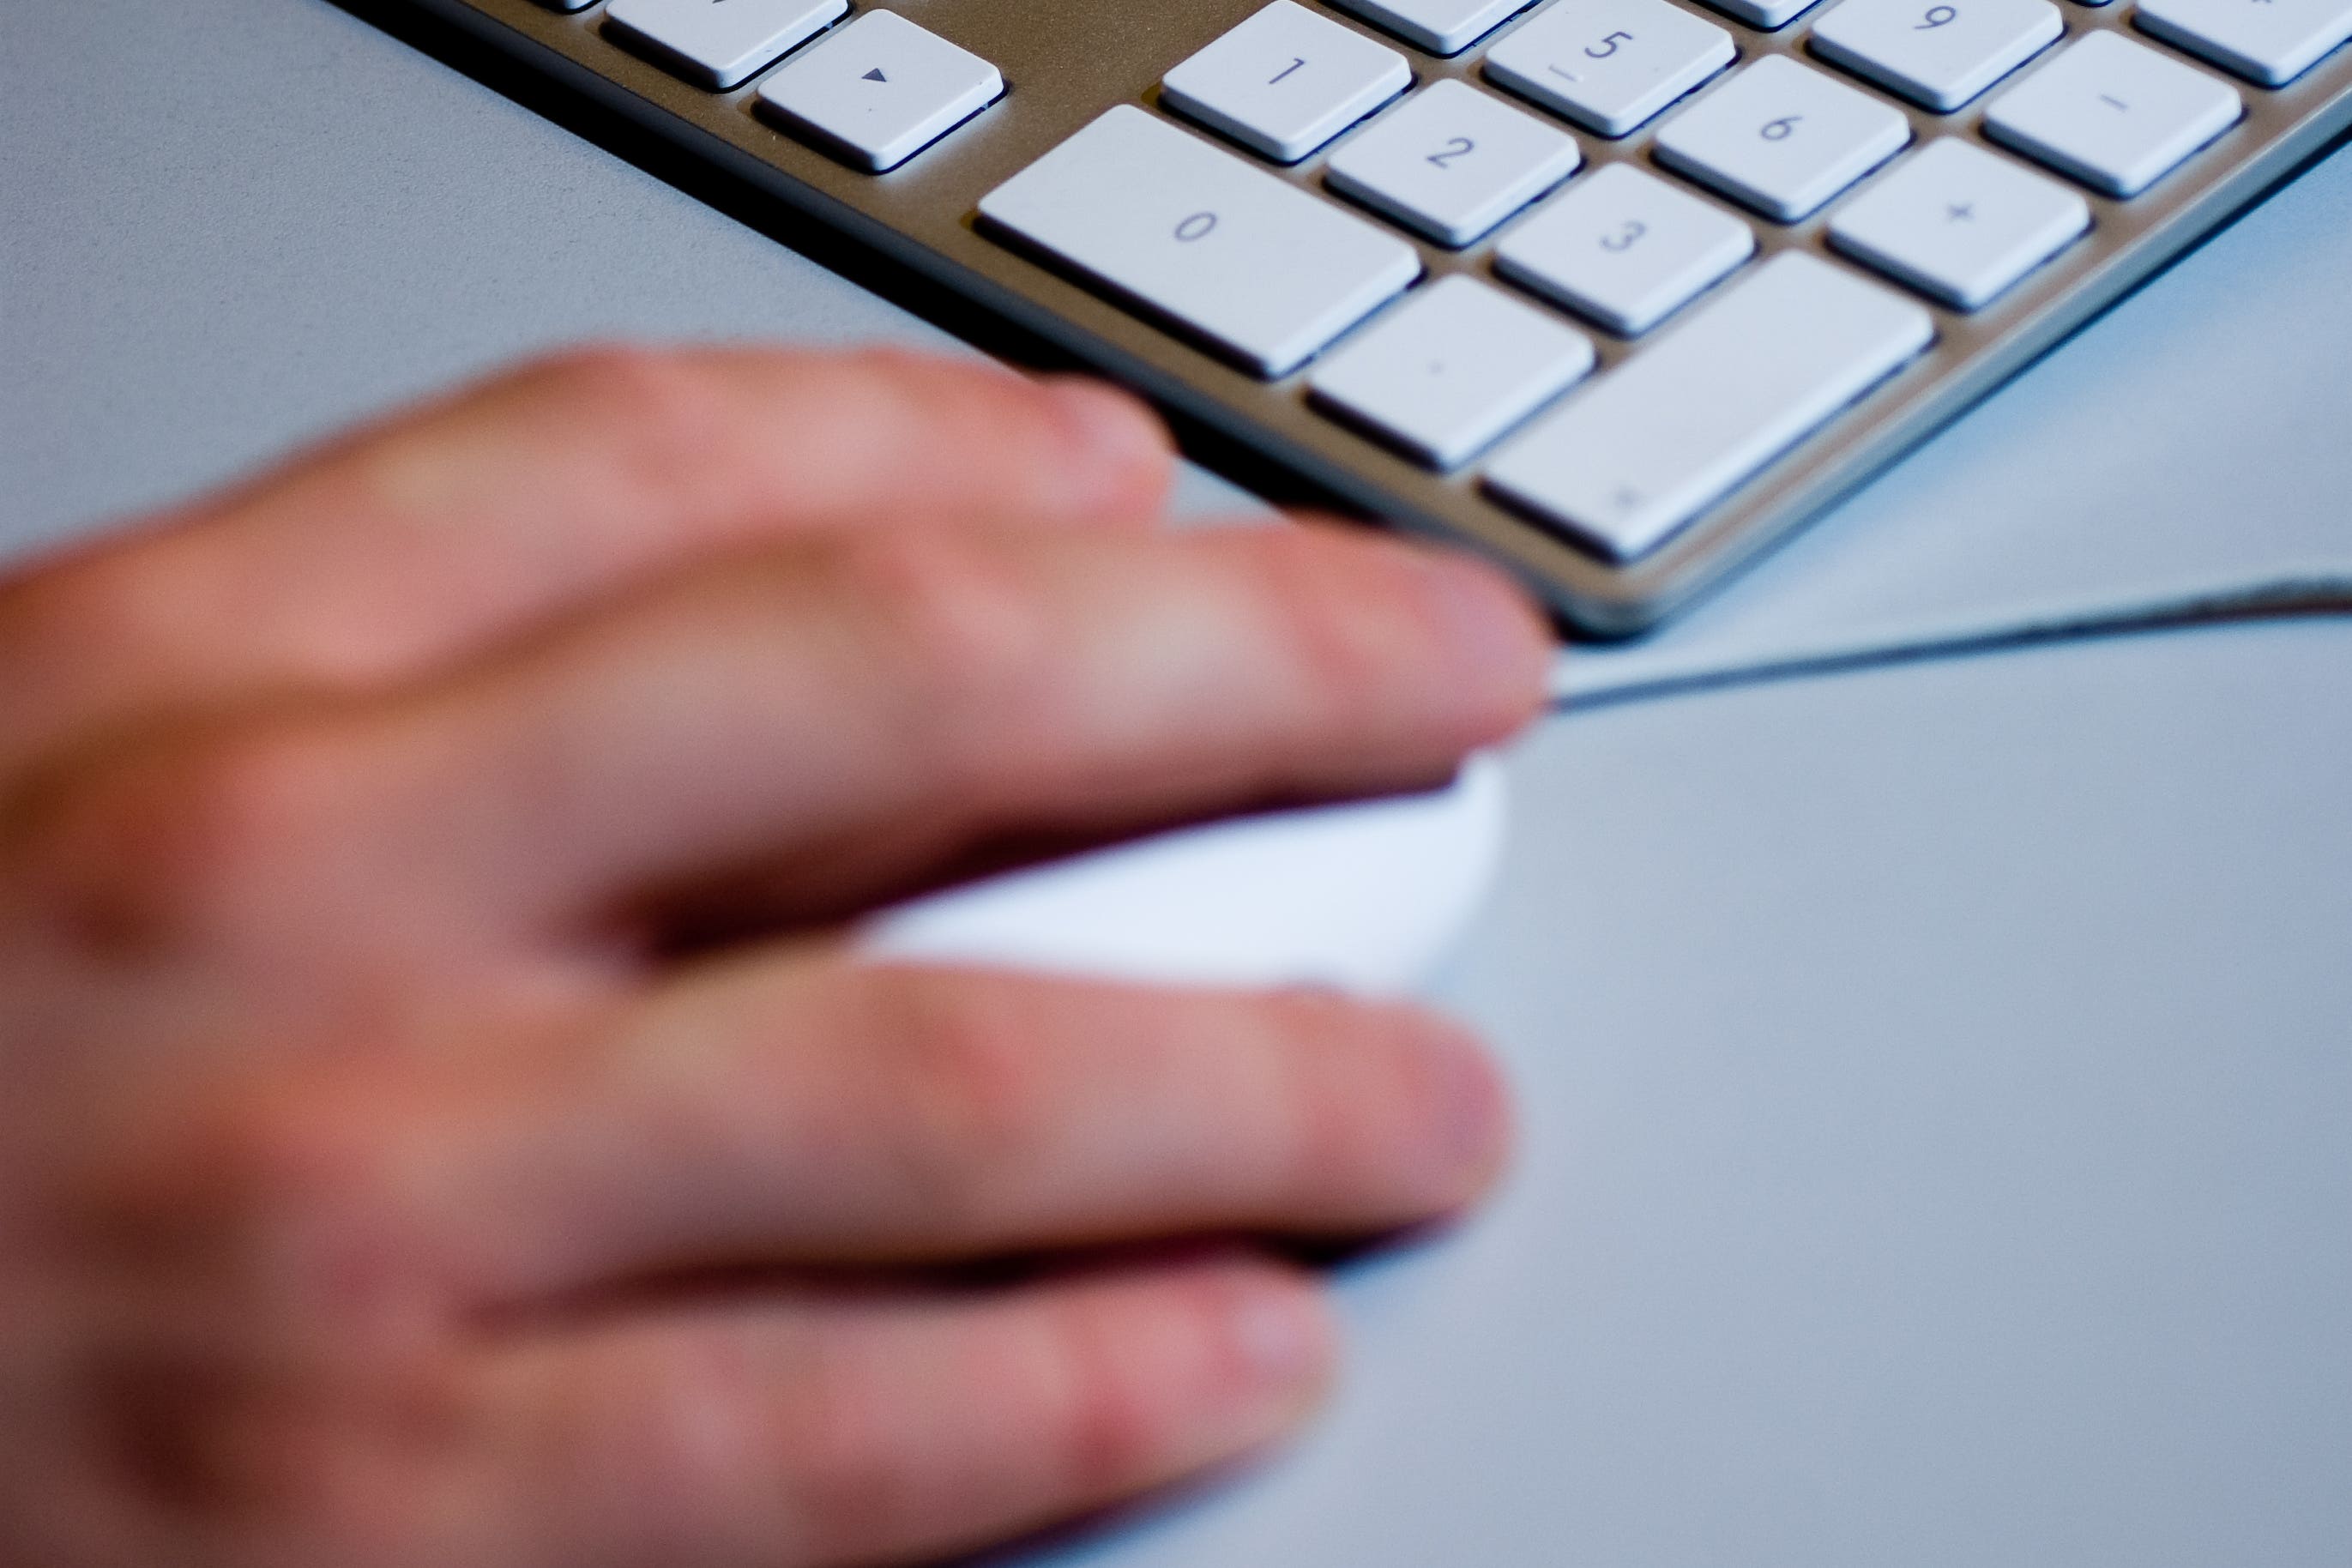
[{"left": 859, "top": 753, "right": 1508, "bottom": 995}]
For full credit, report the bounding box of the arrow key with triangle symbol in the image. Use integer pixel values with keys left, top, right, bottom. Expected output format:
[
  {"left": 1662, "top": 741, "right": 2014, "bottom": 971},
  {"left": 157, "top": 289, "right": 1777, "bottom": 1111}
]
[{"left": 753, "top": 9, "right": 1004, "bottom": 172}]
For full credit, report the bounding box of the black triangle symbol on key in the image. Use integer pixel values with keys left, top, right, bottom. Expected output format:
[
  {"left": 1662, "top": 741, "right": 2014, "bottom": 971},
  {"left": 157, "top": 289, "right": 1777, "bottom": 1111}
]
[{"left": 861, "top": 67, "right": 886, "bottom": 81}]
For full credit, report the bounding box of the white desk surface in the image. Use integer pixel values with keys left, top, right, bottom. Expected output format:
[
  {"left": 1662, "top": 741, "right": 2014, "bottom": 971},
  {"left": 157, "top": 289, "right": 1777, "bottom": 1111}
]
[{"left": 7, "top": 3, "right": 2349, "bottom": 1563}]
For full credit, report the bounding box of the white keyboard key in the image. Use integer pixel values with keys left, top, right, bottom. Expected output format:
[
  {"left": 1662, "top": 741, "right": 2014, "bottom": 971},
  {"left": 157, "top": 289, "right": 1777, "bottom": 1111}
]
[
  {"left": 1330, "top": 0, "right": 1529, "bottom": 54},
  {"left": 754, "top": 12, "right": 1000, "bottom": 172},
  {"left": 1483, "top": 0, "right": 1735, "bottom": 136},
  {"left": 1324, "top": 80, "right": 1582, "bottom": 245},
  {"left": 1485, "top": 251, "right": 1933, "bottom": 559},
  {"left": 1310, "top": 277, "right": 1596, "bottom": 467},
  {"left": 979, "top": 107, "right": 1420, "bottom": 377},
  {"left": 1494, "top": 161, "right": 1755, "bottom": 333},
  {"left": 2135, "top": 0, "right": 2352, "bottom": 87},
  {"left": 1983, "top": 31, "right": 2241, "bottom": 196},
  {"left": 601, "top": 0, "right": 846, "bottom": 91},
  {"left": 1652, "top": 56, "right": 1912, "bottom": 220},
  {"left": 1160, "top": 1, "right": 1411, "bottom": 163},
  {"left": 1697, "top": 0, "right": 1829, "bottom": 32},
  {"left": 1808, "top": 0, "right": 2063, "bottom": 110},
  {"left": 1827, "top": 137, "right": 2090, "bottom": 306}
]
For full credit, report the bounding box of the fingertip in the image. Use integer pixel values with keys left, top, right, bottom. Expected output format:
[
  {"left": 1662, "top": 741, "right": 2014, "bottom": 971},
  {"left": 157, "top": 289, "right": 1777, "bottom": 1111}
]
[
  {"left": 1385, "top": 541, "right": 1558, "bottom": 740},
  {"left": 1036, "top": 377, "right": 1177, "bottom": 522},
  {"left": 1210, "top": 1260, "right": 1338, "bottom": 1408},
  {"left": 1124, "top": 1258, "right": 1335, "bottom": 1477},
  {"left": 1394, "top": 1004, "right": 1517, "bottom": 1209}
]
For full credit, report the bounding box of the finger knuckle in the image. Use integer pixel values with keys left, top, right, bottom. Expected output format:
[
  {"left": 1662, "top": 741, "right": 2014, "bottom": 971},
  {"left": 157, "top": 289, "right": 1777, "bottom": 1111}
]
[
  {"left": 1046, "top": 1302, "right": 1172, "bottom": 1495},
  {"left": 153, "top": 1087, "right": 439, "bottom": 1330},
  {"left": 67, "top": 1092, "right": 461, "bottom": 1544},
  {"left": 90, "top": 1348, "right": 441, "bottom": 1556},
  {"left": 1227, "top": 527, "right": 1408, "bottom": 713},
  {"left": 775, "top": 1372, "right": 914, "bottom": 1557},
  {"left": 528, "top": 342, "right": 705, "bottom": 422},
  {"left": 1260, "top": 990, "right": 1433, "bottom": 1181},
  {"left": 528, "top": 343, "right": 734, "bottom": 487},
  {"left": 9, "top": 720, "right": 359, "bottom": 956},
  {"left": 865, "top": 972, "right": 1052, "bottom": 1227},
  {"left": 0, "top": 552, "right": 178, "bottom": 705},
  {"left": 826, "top": 532, "right": 1057, "bottom": 775},
  {"left": 837, "top": 348, "right": 1028, "bottom": 436}
]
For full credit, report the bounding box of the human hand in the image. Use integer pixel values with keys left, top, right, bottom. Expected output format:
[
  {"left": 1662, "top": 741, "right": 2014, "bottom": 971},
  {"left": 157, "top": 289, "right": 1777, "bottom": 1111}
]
[{"left": 0, "top": 347, "right": 1552, "bottom": 1567}]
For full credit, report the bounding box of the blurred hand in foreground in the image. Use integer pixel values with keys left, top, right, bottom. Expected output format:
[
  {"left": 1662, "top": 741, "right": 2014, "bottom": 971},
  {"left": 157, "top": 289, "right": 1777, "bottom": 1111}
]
[{"left": 0, "top": 347, "right": 1551, "bottom": 1567}]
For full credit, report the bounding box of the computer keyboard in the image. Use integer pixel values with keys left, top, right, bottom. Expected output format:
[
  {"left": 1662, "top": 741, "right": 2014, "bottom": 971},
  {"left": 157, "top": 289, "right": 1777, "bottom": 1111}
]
[{"left": 392, "top": 0, "right": 2352, "bottom": 633}]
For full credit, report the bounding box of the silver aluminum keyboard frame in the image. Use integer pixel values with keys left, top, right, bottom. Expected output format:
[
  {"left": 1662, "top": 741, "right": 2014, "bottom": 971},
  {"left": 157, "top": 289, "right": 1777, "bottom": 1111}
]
[{"left": 379, "top": 0, "right": 2352, "bottom": 636}]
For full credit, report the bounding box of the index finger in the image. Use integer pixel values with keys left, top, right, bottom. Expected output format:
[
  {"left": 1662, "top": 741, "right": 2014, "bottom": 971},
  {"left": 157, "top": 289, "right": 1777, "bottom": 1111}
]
[
  {"left": 0, "top": 347, "right": 1172, "bottom": 775},
  {"left": 336, "top": 520, "right": 1554, "bottom": 938}
]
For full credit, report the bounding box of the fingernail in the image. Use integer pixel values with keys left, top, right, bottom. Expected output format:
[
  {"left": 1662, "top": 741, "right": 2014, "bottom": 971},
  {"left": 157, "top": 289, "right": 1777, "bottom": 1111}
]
[
  {"left": 1226, "top": 1276, "right": 1333, "bottom": 1390},
  {"left": 1398, "top": 546, "right": 1554, "bottom": 718},
  {"left": 1038, "top": 377, "right": 1174, "bottom": 513},
  {"left": 1412, "top": 1009, "right": 1515, "bottom": 1199}
]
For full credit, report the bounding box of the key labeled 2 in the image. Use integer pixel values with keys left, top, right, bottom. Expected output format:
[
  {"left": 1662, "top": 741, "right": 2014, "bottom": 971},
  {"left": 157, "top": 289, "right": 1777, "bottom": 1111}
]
[{"left": 1325, "top": 80, "right": 1582, "bottom": 245}]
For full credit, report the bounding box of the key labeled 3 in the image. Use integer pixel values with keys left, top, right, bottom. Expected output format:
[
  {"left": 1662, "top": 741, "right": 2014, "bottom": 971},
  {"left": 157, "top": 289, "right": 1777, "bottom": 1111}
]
[
  {"left": 1495, "top": 162, "right": 1755, "bottom": 334},
  {"left": 1484, "top": 0, "right": 1736, "bottom": 137},
  {"left": 1325, "top": 80, "right": 1582, "bottom": 245},
  {"left": 1161, "top": 0, "right": 1411, "bottom": 162},
  {"left": 1653, "top": 56, "right": 1910, "bottom": 221}
]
